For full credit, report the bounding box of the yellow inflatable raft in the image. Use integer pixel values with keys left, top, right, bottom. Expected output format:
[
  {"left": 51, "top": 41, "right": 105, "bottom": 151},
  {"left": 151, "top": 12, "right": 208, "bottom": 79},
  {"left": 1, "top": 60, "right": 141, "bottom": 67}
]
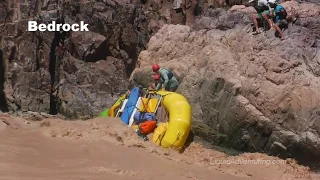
[
  {"left": 108, "top": 94, "right": 127, "bottom": 117},
  {"left": 105, "top": 89, "right": 191, "bottom": 151},
  {"left": 152, "top": 90, "right": 191, "bottom": 151}
]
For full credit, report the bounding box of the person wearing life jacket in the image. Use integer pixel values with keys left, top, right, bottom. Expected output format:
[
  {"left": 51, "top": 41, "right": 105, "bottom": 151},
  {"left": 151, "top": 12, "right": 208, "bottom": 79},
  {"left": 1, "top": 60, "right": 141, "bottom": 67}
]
[
  {"left": 269, "top": 0, "right": 288, "bottom": 40},
  {"left": 249, "top": 0, "right": 274, "bottom": 34},
  {"left": 152, "top": 64, "right": 179, "bottom": 92}
]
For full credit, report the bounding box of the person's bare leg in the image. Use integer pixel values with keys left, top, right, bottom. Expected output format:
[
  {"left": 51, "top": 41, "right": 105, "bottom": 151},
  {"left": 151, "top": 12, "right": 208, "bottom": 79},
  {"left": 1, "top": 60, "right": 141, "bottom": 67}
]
[
  {"left": 262, "top": 13, "right": 274, "bottom": 30},
  {"left": 268, "top": 19, "right": 275, "bottom": 30},
  {"left": 274, "top": 24, "right": 285, "bottom": 40},
  {"left": 252, "top": 14, "right": 260, "bottom": 33}
]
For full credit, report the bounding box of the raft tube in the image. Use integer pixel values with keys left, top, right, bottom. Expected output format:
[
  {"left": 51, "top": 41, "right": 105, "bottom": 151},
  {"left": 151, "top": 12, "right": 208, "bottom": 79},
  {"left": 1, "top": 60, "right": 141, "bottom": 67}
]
[
  {"left": 98, "top": 109, "right": 109, "bottom": 117},
  {"left": 102, "top": 94, "right": 127, "bottom": 117},
  {"left": 154, "top": 90, "right": 191, "bottom": 151}
]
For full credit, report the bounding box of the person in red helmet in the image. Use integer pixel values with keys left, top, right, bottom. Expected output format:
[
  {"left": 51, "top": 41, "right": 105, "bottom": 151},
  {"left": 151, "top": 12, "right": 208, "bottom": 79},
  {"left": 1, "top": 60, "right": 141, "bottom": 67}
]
[
  {"left": 153, "top": 74, "right": 161, "bottom": 81},
  {"left": 148, "top": 74, "right": 160, "bottom": 90},
  {"left": 152, "top": 64, "right": 160, "bottom": 72},
  {"left": 151, "top": 64, "right": 179, "bottom": 92}
]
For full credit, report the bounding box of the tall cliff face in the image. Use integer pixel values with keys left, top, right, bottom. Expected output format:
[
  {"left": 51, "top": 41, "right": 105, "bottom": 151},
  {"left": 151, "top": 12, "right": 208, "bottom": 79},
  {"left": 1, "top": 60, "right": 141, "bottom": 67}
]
[
  {"left": 0, "top": 0, "right": 150, "bottom": 118},
  {"left": 131, "top": 1, "right": 320, "bottom": 167},
  {"left": 0, "top": 48, "right": 8, "bottom": 112},
  {"left": 0, "top": 0, "right": 204, "bottom": 117}
]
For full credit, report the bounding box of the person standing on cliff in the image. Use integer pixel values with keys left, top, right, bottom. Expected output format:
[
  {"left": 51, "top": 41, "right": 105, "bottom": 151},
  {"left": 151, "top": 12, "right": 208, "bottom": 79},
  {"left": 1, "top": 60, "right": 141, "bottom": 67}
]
[
  {"left": 151, "top": 64, "right": 179, "bottom": 92},
  {"left": 249, "top": 0, "right": 275, "bottom": 34}
]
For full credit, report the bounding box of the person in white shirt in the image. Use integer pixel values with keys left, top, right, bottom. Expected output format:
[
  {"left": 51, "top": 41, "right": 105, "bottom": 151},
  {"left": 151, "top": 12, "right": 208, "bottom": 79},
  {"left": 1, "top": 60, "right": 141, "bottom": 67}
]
[{"left": 249, "top": 0, "right": 276, "bottom": 34}]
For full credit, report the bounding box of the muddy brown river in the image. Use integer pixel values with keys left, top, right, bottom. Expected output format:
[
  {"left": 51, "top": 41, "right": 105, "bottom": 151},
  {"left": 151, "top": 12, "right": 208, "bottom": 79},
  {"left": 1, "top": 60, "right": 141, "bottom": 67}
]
[{"left": 0, "top": 115, "right": 318, "bottom": 180}]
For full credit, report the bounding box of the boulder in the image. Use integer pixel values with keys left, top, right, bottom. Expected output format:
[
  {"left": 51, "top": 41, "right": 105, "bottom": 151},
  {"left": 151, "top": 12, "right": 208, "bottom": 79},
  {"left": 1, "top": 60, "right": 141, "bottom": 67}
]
[{"left": 131, "top": 1, "right": 320, "bottom": 164}]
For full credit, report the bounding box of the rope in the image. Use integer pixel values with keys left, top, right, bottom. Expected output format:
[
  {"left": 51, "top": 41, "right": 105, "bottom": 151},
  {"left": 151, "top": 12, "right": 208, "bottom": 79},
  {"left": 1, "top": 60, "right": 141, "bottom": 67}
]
[
  {"left": 169, "top": 133, "right": 180, "bottom": 147},
  {"left": 160, "top": 132, "right": 180, "bottom": 148}
]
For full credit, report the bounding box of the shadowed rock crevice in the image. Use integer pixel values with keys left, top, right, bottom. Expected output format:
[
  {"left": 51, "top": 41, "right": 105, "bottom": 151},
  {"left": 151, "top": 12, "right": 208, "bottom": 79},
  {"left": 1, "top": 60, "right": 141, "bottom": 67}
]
[
  {"left": 49, "top": 25, "right": 71, "bottom": 115},
  {"left": 119, "top": 35, "right": 139, "bottom": 77},
  {"left": 49, "top": 35, "right": 60, "bottom": 115},
  {"left": 0, "top": 49, "right": 8, "bottom": 112},
  {"left": 83, "top": 40, "right": 113, "bottom": 62}
]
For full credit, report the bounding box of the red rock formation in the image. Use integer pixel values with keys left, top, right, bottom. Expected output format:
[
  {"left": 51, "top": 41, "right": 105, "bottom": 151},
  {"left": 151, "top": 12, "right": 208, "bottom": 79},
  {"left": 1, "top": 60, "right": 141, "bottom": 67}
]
[{"left": 131, "top": 1, "right": 320, "bottom": 168}]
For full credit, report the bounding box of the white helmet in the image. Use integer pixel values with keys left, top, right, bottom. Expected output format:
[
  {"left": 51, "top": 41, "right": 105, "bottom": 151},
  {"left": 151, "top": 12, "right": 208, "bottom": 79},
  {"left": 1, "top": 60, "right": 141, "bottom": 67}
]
[
  {"left": 268, "top": 0, "right": 277, "bottom": 4},
  {"left": 248, "top": 0, "right": 254, "bottom": 2}
]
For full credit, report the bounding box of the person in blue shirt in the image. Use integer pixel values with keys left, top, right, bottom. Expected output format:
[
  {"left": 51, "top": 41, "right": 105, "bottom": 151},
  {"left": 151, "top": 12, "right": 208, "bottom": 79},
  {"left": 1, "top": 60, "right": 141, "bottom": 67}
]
[{"left": 269, "top": 1, "right": 288, "bottom": 40}]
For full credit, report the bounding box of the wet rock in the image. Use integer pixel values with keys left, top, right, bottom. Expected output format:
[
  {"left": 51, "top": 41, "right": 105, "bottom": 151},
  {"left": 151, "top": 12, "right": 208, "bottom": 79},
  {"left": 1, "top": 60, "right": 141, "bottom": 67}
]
[
  {"left": 25, "top": 111, "right": 44, "bottom": 121},
  {"left": 10, "top": 111, "right": 63, "bottom": 121},
  {"left": 269, "top": 141, "right": 288, "bottom": 158},
  {"left": 302, "top": 131, "right": 319, "bottom": 148}
]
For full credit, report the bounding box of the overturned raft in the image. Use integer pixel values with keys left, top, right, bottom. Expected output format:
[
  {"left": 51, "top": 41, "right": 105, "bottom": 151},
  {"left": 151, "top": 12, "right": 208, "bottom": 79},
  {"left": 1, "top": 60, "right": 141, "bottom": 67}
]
[{"left": 105, "top": 88, "right": 191, "bottom": 151}]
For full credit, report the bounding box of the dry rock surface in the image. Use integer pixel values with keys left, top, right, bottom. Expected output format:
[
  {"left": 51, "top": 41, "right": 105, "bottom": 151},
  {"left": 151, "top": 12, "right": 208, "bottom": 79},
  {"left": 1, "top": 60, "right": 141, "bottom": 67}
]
[
  {"left": 0, "top": 115, "right": 318, "bottom": 180},
  {"left": 131, "top": 0, "right": 320, "bottom": 168}
]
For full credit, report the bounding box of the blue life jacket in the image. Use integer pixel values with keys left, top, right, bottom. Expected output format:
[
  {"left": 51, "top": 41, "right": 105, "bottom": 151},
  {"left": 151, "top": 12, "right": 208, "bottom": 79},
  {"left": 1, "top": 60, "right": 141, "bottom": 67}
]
[
  {"left": 133, "top": 111, "right": 156, "bottom": 124},
  {"left": 274, "top": 5, "right": 287, "bottom": 23}
]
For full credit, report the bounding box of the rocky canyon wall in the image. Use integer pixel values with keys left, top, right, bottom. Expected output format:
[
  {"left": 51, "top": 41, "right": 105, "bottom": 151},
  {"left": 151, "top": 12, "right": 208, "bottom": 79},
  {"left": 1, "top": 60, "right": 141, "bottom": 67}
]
[
  {"left": 0, "top": 0, "right": 151, "bottom": 118},
  {"left": 131, "top": 0, "right": 320, "bottom": 167}
]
